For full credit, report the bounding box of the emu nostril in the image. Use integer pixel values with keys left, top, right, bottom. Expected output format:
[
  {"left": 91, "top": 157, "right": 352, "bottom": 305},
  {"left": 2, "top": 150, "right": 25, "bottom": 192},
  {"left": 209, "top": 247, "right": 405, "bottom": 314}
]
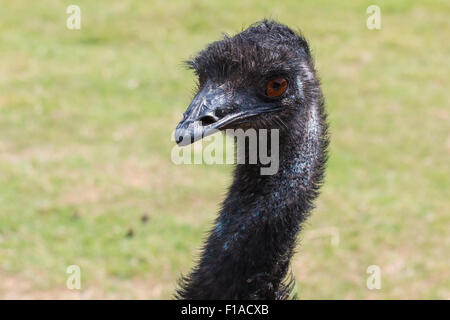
[{"left": 199, "top": 113, "right": 219, "bottom": 126}]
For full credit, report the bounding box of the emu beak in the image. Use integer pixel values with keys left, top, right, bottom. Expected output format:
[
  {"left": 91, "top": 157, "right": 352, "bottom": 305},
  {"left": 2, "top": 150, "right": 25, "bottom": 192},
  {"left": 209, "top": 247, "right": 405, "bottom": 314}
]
[
  {"left": 175, "top": 82, "right": 236, "bottom": 146},
  {"left": 175, "top": 81, "right": 277, "bottom": 146}
]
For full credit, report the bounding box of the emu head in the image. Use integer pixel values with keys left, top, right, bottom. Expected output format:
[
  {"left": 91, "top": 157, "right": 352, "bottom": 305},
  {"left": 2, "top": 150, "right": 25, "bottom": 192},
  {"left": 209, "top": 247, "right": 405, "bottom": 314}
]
[{"left": 175, "top": 20, "right": 313, "bottom": 146}]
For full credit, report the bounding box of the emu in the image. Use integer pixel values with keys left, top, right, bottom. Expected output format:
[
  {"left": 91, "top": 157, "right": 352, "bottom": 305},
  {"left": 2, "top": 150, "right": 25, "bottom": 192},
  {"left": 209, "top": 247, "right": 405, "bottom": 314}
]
[{"left": 174, "top": 20, "right": 328, "bottom": 299}]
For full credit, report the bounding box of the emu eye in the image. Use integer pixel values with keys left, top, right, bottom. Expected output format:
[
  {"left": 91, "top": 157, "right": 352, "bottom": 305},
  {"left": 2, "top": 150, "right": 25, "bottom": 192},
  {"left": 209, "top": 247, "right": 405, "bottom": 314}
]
[{"left": 266, "top": 78, "right": 288, "bottom": 97}]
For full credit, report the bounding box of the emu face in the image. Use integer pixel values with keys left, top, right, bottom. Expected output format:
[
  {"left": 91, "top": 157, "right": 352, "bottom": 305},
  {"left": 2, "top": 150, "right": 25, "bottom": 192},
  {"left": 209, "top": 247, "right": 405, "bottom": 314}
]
[{"left": 175, "top": 21, "right": 312, "bottom": 146}]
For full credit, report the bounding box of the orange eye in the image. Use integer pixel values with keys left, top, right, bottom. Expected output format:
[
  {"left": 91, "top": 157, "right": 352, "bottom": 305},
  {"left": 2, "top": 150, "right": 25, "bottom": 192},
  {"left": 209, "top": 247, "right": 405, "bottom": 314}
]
[{"left": 266, "top": 78, "right": 288, "bottom": 97}]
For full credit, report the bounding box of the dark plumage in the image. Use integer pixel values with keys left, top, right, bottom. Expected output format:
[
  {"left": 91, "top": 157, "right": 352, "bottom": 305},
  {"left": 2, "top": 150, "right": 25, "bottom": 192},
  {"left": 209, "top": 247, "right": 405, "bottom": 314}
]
[{"left": 174, "top": 20, "right": 329, "bottom": 299}]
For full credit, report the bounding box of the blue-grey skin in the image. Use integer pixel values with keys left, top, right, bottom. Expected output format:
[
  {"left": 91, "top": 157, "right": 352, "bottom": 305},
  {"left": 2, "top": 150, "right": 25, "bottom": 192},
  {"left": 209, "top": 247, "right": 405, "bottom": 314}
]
[{"left": 174, "top": 20, "right": 328, "bottom": 300}]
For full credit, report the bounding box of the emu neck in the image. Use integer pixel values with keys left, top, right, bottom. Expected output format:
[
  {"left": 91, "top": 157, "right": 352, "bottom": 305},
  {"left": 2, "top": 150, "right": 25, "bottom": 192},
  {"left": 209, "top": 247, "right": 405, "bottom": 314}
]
[{"left": 177, "top": 101, "right": 324, "bottom": 300}]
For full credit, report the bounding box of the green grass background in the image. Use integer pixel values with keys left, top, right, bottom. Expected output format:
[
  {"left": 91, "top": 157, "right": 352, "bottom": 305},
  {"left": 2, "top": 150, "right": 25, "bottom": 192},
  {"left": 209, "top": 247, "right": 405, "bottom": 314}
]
[{"left": 0, "top": 0, "right": 448, "bottom": 299}]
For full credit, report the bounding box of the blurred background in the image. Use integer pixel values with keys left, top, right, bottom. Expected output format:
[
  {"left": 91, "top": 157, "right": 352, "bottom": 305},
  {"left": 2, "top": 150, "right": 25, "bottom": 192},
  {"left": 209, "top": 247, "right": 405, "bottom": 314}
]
[{"left": 0, "top": 0, "right": 448, "bottom": 299}]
